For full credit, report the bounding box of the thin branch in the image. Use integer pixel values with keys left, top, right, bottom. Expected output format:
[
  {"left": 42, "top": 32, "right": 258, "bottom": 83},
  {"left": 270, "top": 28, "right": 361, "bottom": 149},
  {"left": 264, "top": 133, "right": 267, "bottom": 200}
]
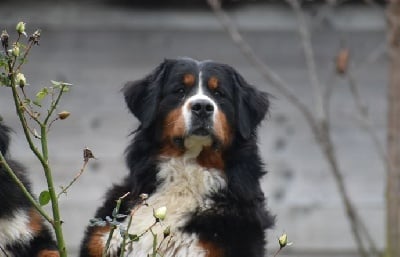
[
  {"left": 207, "top": 0, "right": 319, "bottom": 134},
  {"left": 8, "top": 65, "right": 47, "bottom": 169},
  {"left": 207, "top": 2, "right": 377, "bottom": 257},
  {"left": 347, "top": 71, "right": 387, "bottom": 166},
  {"left": 15, "top": 39, "right": 34, "bottom": 72},
  {"left": 287, "top": 0, "right": 325, "bottom": 120},
  {"left": 44, "top": 85, "right": 66, "bottom": 125},
  {"left": 57, "top": 159, "right": 89, "bottom": 198}
]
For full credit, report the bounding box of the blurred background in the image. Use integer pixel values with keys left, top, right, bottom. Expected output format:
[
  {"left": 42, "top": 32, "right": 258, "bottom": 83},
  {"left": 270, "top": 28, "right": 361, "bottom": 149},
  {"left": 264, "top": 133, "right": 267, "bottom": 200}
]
[{"left": 0, "top": 1, "right": 390, "bottom": 256}]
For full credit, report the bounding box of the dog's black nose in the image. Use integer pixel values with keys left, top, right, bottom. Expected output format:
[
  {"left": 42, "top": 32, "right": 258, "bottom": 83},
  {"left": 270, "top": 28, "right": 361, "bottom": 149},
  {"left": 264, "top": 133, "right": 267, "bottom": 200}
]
[{"left": 191, "top": 100, "right": 214, "bottom": 117}]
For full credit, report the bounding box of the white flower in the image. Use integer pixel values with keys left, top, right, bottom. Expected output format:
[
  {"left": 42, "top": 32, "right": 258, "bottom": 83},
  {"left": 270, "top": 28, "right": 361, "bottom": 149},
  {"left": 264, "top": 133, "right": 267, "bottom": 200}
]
[
  {"left": 15, "top": 73, "right": 26, "bottom": 87},
  {"left": 153, "top": 206, "right": 167, "bottom": 221},
  {"left": 278, "top": 233, "right": 293, "bottom": 248}
]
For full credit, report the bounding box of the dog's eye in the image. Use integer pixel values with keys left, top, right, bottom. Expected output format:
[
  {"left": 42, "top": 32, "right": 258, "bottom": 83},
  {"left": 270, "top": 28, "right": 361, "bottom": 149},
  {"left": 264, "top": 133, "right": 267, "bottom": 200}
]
[
  {"left": 175, "top": 88, "right": 185, "bottom": 97},
  {"left": 213, "top": 90, "right": 223, "bottom": 97}
]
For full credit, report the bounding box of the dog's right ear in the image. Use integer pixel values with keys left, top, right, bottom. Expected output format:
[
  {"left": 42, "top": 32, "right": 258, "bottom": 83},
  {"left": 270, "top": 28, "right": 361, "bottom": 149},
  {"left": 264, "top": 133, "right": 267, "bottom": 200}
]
[{"left": 123, "top": 60, "right": 171, "bottom": 129}]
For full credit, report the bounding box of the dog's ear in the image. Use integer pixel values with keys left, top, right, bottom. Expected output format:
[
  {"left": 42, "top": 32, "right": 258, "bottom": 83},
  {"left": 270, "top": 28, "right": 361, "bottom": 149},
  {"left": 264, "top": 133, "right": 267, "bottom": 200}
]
[
  {"left": 123, "top": 60, "right": 171, "bottom": 129},
  {"left": 0, "top": 122, "right": 10, "bottom": 155},
  {"left": 233, "top": 71, "right": 269, "bottom": 139}
]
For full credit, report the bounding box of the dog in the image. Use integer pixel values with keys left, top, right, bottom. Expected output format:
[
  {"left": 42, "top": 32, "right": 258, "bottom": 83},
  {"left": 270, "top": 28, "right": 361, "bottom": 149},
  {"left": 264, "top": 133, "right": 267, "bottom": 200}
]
[
  {"left": 0, "top": 121, "right": 59, "bottom": 257},
  {"left": 79, "top": 58, "right": 274, "bottom": 257}
]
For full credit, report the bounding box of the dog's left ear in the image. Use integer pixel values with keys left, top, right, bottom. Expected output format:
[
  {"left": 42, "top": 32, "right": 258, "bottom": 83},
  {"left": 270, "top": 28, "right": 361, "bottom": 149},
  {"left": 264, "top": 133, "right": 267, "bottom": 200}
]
[
  {"left": 123, "top": 60, "right": 171, "bottom": 129},
  {"left": 233, "top": 71, "right": 269, "bottom": 139}
]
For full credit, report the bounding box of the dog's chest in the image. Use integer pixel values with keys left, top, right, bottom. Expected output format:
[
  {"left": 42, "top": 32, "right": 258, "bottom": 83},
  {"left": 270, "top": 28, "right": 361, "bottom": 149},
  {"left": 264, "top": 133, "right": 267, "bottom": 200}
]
[{"left": 107, "top": 157, "right": 226, "bottom": 257}]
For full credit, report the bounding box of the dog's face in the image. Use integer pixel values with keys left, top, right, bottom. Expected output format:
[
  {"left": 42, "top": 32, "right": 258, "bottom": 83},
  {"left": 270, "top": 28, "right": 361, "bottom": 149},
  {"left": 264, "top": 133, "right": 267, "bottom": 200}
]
[{"left": 124, "top": 58, "right": 269, "bottom": 157}]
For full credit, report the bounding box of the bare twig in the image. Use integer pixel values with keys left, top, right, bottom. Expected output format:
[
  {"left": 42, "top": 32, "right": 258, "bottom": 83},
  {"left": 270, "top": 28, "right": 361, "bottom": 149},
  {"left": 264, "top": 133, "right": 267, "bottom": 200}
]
[
  {"left": 207, "top": 0, "right": 319, "bottom": 134},
  {"left": 207, "top": 1, "right": 378, "bottom": 257},
  {"left": 287, "top": 0, "right": 325, "bottom": 120},
  {"left": 347, "top": 71, "right": 387, "bottom": 165},
  {"left": 57, "top": 147, "right": 95, "bottom": 198}
]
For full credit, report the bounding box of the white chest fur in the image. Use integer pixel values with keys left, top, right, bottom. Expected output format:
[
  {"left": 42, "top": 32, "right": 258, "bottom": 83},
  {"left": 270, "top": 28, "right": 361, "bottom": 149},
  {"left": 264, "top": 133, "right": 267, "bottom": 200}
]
[{"left": 104, "top": 157, "right": 226, "bottom": 257}]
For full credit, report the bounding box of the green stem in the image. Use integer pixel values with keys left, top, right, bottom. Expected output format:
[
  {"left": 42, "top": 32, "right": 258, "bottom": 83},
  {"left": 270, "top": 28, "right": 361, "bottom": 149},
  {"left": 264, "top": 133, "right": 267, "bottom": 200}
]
[
  {"left": 150, "top": 228, "right": 158, "bottom": 257},
  {"left": 9, "top": 64, "right": 67, "bottom": 256},
  {"left": 0, "top": 152, "right": 52, "bottom": 223},
  {"left": 119, "top": 215, "right": 133, "bottom": 257},
  {"left": 44, "top": 85, "right": 65, "bottom": 125},
  {"left": 40, "top": 124, "right": 67, "bottom": 257},
  {"left": 8, "top": 68, "right": 47, "bottom": 168}
]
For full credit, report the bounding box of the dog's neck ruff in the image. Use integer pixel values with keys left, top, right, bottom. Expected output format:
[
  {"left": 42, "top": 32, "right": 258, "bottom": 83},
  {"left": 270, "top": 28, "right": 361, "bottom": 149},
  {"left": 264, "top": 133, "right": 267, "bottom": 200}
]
[{"left": 104, "top": 154, "right": 226, "bottom": 257}]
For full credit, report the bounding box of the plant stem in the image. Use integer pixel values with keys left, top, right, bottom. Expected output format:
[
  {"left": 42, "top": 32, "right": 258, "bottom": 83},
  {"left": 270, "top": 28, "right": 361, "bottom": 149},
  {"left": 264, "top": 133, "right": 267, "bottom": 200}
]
[
  {"left": 57, "top": 159, "right": 88, "bottom": 198},
  {"left": 119, "top": 215, "right": 133, "bottom": 257},
  {"left": 40, "top": 124, "right": 67, "bottom": 257}
]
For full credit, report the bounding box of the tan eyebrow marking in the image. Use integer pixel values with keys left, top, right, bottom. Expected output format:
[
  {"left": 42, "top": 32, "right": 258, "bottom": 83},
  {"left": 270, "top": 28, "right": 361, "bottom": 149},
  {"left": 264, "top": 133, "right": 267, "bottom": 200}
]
[
  {"left": 183, "top": 73, "right": 195, "bottom": 87},
  {"left": 208, "top": 76, "right": 219, "bottom": 90}
]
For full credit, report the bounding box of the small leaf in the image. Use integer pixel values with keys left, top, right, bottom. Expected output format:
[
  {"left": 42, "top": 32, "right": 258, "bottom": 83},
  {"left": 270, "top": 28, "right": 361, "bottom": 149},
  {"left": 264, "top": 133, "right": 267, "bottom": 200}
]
[
  {"left": 39, "top": 190, "right": 51, "bottom": 206},
  {"left": 36, "top": 87, "right": 48, "bottom": 102},
  {"left": 129, "top": 234, "right": 140, "bottom": 241}
]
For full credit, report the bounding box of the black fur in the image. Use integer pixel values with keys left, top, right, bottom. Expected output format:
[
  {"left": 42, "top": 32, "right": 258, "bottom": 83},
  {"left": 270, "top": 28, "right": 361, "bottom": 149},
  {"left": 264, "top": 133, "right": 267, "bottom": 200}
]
[
  {"left": 0, "top": 121, "right": 58, "bottom": 257},
  {"left": 80, "top": 58, "right": 274, "bottom": 257}
]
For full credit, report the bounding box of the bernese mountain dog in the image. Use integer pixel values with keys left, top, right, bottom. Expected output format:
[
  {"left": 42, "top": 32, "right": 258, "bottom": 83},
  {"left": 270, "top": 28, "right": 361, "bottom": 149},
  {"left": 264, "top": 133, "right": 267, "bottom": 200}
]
[
  {"left": 80, "top": 58, "right": 274, "bottom": 257},
  {"left": 0, "top": 121, "right": 59, "bottom": 257}
]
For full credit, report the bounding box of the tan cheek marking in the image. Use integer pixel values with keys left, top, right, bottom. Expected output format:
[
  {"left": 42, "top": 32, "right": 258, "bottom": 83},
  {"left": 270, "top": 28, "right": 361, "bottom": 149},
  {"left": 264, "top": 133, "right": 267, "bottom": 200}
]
[
  {"left": 160, "top": 108, "right": 186, "bottom": 157},
  {"left": 197, "top": 146, "right": 225, "bottom": 171},
  {"left": 87, "top": 225, "right": 111, "bottom": 257},
  {"left": 208, "top": 76, "right": 219, "bottom": 90},
  {"left": 198, "top": 240, "right": 224, "bottom": 257},
  {"left": 28, "top": 209, "right": 42, "bottom": 235},
  {"left": 37, "top": 250, "right": 60, "bottom": 257},
  {"left": 214, "top": 111, "right": 232, "bottom": 147},
  {"left": 183, "top": 73, "right": 195, "bottom": 87}
]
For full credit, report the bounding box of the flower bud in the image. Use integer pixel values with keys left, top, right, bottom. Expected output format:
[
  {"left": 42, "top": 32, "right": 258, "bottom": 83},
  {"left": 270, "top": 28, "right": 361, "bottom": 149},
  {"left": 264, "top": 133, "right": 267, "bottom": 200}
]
[
  {"left": 163, "top": 226, "right": 171, "bottom": 238},
  {"left": 153, "top": 206, "right": 167, "bottom": 221},
  {"left": 58, "top": 111, "right": 71, "bottom": 120},
  {"left": 11, "top": 45, "right": 20, "bottom": 57},
  {"left": 16, "top": 21, "right": 26, "bottom": 35},
  {"left": 278, "top": 233, "right": 288, "bottom": 248},
  {"left": 15, "top": 73, "right": 26, "bottom": 87}
]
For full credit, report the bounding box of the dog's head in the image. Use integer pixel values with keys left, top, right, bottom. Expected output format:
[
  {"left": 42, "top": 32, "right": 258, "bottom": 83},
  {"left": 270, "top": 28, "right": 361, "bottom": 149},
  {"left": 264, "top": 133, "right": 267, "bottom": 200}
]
[{"left": 124, "top": 58, "right": 269, "bottom": 157}]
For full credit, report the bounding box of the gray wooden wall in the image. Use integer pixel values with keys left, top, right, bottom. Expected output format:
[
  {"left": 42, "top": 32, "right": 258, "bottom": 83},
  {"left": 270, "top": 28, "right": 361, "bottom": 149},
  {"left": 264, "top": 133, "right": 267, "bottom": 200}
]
[{"left": 0, "top": 3, "right": 386, "bottom": 256}]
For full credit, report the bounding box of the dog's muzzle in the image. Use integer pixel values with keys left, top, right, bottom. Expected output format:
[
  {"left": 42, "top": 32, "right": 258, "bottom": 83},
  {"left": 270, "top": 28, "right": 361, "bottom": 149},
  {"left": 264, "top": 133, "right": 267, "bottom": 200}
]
[{"left": 189, "top": 99, "right": 214, "bottom": 136}]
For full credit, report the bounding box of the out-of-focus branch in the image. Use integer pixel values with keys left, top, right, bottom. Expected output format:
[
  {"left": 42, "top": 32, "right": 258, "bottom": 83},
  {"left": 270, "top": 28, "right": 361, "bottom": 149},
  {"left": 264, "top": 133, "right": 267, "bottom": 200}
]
[
  {"left": 207, "top": 1, "right": 379, "bottom": 257},
  {"left": 347, "top": 71, "right": 387, "bottom": 167},
  {"left": 206, "top": 0, "right": 319, "bottom": 135},
  {"left": 287, "top": 0, "right": 325, "bottom": 121}
]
